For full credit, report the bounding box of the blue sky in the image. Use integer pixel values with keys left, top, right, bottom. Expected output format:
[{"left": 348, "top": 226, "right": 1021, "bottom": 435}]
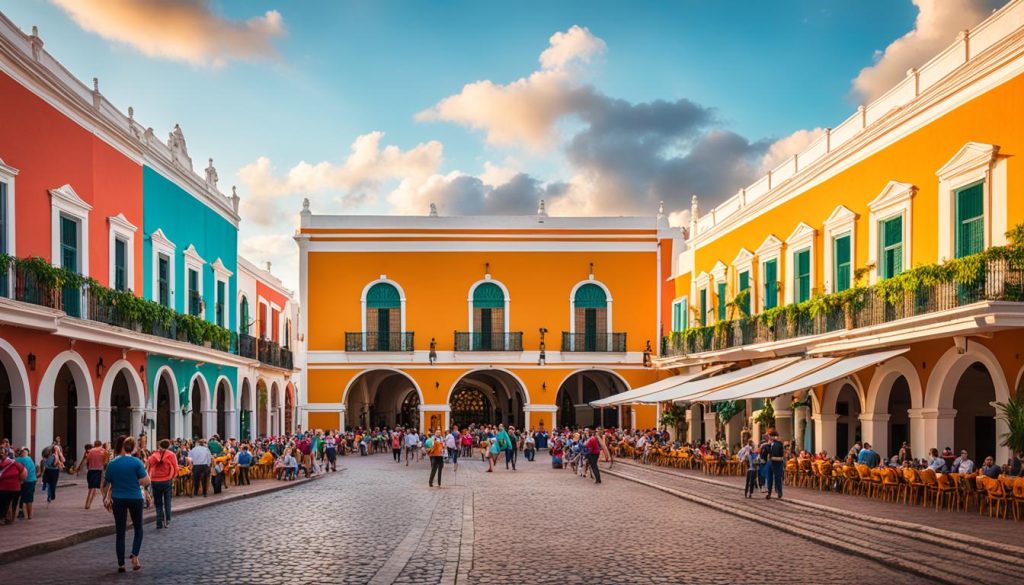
[{"left": 0, "top": 0, "right": 1003, "bottom": 288}]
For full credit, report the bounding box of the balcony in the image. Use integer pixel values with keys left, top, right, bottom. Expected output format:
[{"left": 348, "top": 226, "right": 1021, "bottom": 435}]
[
  {"left": 663, "top": 253, "right": 1024, "bottom": 357},
  {"left": 2, "top": 255, "right": 237, "bottom": 355},
  {"left": 561, "top": 332, "right": 627, "bottom": 352},
  {"left": 257, "top": 337, "right": 294, "bottom": 369},
  {"left": 454, "top": 331, "right": 523, "bottom": 351},
  {"left": 345, "top": 331, "right": 415, "bottom": 352},
  {"left": 238, "top": 333, "right": 257, "bottom": 359}
]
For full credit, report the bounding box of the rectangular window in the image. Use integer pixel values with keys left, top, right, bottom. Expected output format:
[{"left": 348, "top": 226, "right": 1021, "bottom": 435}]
[
  {"left": 879, "top": 215, "right": 904, "bottom": 279},
  {"left": 717, "top": 282, "right": 727, "bottom": 321},
  {"left": 0, "top": 182, "right": 7, "bottom": 298},
  {"left": 699, "top": 288, "right": 707, "bottom": 326},
  {"left": 113, "top": 237, "right": 128, "bottom": 291},
  {"left": 738, "top": 271, "right": 750, "bottom": 315},
  {"left": 672, "top": 299, "right": 687, "bottom": 332},
  {"left": 157, "top": 254, "right": 170, "bottom": 307},
  {"left": 215, "top": 280, "right": 226, "bottom": 327},
  {"left": 188, "top": 268, "right": 200, "bottom": 316},
  {"left": 763, "top": 259, "right": 778, "bottom": 311},
  {"left": 833, "top": 233, "right": 851, "bottom": 292},
  {"left": 955, "top": 182, "right": 984, "bottom": 258},
  {"left": 794, "top": 248, "right": 811, "bottom": 303},
  {"left": 60, "top": 215, "right": 81, "bottom": 317}
]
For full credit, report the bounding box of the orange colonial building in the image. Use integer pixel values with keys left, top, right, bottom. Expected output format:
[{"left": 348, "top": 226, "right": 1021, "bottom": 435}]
[
  {"left": 664, "top": 0, "right": 1024, "bottom": 464},
  {"left": 297, "top": 201, "right": 682, "bottom": 433}
]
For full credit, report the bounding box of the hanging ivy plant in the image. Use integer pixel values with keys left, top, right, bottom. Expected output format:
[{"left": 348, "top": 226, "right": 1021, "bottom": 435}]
[
  {"left": 716, "top": 400, "right": 744, "bottom": 424},
  {"left": 659, "top": 403, "right": 688, "bottom": 428},
  {"left": 753, "top": 401, "right": 775, "bottom": 428}
]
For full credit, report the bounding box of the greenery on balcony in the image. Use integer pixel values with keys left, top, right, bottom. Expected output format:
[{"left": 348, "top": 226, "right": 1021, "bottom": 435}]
[
  {"left": 1, "top": 254, "right": 234, "bottom": 352},
  {"left": 663, "top": 225, "right": 1024, "bottom": 357}
]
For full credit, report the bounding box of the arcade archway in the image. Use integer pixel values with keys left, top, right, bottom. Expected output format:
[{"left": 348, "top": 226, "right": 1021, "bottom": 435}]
[
  {"left": 448, "top": 370, "right": 528, "bottom": 430},
  {"left": 555, "top": 370, "right": 627, "bottom": 429},
  {"left": 155, "top": 368, "right": 176, "bottom": 441},
  {"left": 344, "top": 369, "right": 421, "bottom": 430}
]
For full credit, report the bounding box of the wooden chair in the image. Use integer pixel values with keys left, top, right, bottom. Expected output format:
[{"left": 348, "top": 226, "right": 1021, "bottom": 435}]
[
  {"left": 903, "top": 468, "right": 923, "bottom": 505},
  {"left": 934, "top": 473, "right": 960, "bottom": 511},
  {"left": 879, "top": 468, "right": 901, "bottom": 502},
  {"left": 980, "top": 476, "right": 1010, "bottom": 519},
  {"left": 798, "top": 459, "right": 813, "bottom": 488},
  {"left": 843, "top": 466, "right": 861, "bottom": 496},
  {"left": 1011, "top": 477, "right": 1024, "bottom": 521},
  {"left": 919, "top": 468, "right": 940, "bottom": 509},
  {"left": 975, "top": 475, "right": 989, "bottom": 516},
  {"left": 856, "top": 464, "right": 879, "bottom": 498}
]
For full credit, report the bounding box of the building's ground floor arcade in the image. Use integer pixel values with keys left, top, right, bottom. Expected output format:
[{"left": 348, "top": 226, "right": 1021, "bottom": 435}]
[
  {"left": 680, "top": 334, "right": 1023, "bottom": 464},
  {"left": 305, "top": 365, "right": 662, "bottom": 433}
]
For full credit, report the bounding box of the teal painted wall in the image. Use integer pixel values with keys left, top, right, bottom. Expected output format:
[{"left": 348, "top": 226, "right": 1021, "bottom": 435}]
[
  {"left": 147, "top": 355, "right": 236, "bottom": 409},
  {"left": 141, "top": 166, "right": 237, "bottom": 332}
]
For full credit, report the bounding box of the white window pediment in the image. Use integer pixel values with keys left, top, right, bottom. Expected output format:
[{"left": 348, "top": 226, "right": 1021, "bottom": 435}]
[
  {"left": 785, "top": 222, "right": 817, "bottom": 246},
  {"left": 183, "top": 244, "right": 207, "bottom": 266},
  {"left": 731, "top": 248, "right": 754, "bottom": 271},
  {"left": 710, "top": 261, "right": 727, "bottom": 283},
  {"left": 936, "top": 142, "right": 998, "bottom": 183},
  {"left": 150, "top": 228, "right": 176, "bottom": 251},
  {"left": 49, "top": 184, "right": 93, "bottom": 216},
  {"left": 108, "top": 213, "right": 137, "bottom": 233},
  {"left": 211, "top": 257, "right": 233, "bottom": 278},
  {"left": 694, "top": 271, "right": 710, "bottom": 288},
  {"left": 868, "top": 180, "right": 916, "bottom": 214},
  {"left": 755, "top": 234, "right": 783, "bottom": 258},
  {"left": 823, "top": 205, "right": 858, "bottom": 294},
  {"left": 824, "top": 205, "right": 858, "bottom": 231}
]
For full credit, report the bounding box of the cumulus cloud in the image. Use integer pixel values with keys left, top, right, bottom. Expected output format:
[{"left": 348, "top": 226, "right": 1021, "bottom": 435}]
[
  {"left": 388, "top": 172, "right": 568, "bottom": 216},
  {"left": 415, "top": 25, "right": 606, "bottom": 149},
  {"left": 239, "top": 234, "right": 298, "bottom": 290},
  {"left": 759, "top": 127, "right": 826, "bottom": 172},
  {"left": 851, "top": 0, "right": 1006, "bottom": 102},
  {"left": 237, "top": 131, "right": 443, "bottom": 226},
  {"left": 50, "top": 0, "right": 285, "bottom": 67}
]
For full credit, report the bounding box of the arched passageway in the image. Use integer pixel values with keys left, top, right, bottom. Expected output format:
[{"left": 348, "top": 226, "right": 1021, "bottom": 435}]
[
  {"left": 189, "top": 376, "right": 209, "bottom": 439},
  {"left": 156, "top": 371, "right": 174, "bottom": 441},
  {"left": 240, "top": 379, "right": 253, "bottom": 440},
  {"left": 952, "top": 362, "right": 997, "bottom": 462},
  {"left": 887, "top": 376, "right": 912, "bottom": 458},
  {"left": 344, "top": 370, "right": 420, "bottom": 430},
  {"left": 109, "top": 370, "right": 133, "bottom": 440},
  {"left": 556, "top": 370, "right": 627, "bottom": 429},
  {"left": 256, "top": 379, "right": 268, "bottom": 437},
  {"left": 215, "top": 379, "right": 229, "bottom": 438},
  {"left": 833, "top": 383, "right": 861, "bottom": 457},
  {"left": 449, "top": 370, "right": 527, "bottom": 430}
]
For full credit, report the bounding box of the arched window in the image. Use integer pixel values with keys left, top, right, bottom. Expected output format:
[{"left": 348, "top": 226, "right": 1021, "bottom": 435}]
[
  {"left": 366, "top": 282, "right": 401, "bottom": 351},
  {"left": 472, "top": 282, "right": 505, "bottom": 350},
  {"left": 573, "top": 283, "right": 607, "bottom": 351},
  {"left": 239, "top": 296, "right": 250, "bottom": 335}
]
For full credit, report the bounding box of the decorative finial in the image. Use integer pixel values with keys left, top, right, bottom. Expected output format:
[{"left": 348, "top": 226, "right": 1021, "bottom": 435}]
[
  {"left": 658, "top": 201, "right": 664, "bottom": 217},
  {"left": 266, "top": 261, "right": 272, "bottom": 272},
  {"left": 537, "top": 199, "right": 547, "bottom": 216},
  {"left": 429, "top": 202, "right": 438, "bottom": 217},
  {"left": 93, "top": 77, "right": 99, "bottom": 92},
  {"left": 302, "top": 197, "right": 310, "bottom": 212},
  {"left": 31, "top": 25, "right": 38, "bottom": 37},
  {"left": 128, "top": 106, "right": 134, "bottom": 121},
  {"left": 204, "top": 158, "right": 218, "bottom": 188}
]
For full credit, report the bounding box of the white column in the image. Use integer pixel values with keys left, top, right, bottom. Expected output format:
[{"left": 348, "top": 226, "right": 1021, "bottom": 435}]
[
  {"left": 76, "top": 405, "right": 96, "bottom": 449},
  {"left": 9, "top": 403, "right": 31, "bottom": 450},
  {"left": 96, "top": 406, "right": 113, "bottom": 442},
  {"left": 703, "top": 410, "right": 717, "bottom": 442},
  {"left": 130, "top": 407, "right": 145, "bottom": 438},
  {"left": 920, "top": 408, "right": 956, "bottom": 455},
  {"left": 908, "top": 408, "right": 927, "bottom": 456},
  {"left": 859, "top": 413, "right": 891, "bottom": 459},
  {"left": 33, "top": 405, "right": 56, "bottom": 457},
  {"left": 226, "top": 409, "right": 239, "bottom": 439},
  {"left": 813, "top": 413, "right": 839, "bottom": 456}
]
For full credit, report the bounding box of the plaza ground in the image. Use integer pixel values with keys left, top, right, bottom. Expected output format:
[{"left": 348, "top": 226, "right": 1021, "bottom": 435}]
[{"left": 6, "top": 453, "right": 1019, "bottom": 584}]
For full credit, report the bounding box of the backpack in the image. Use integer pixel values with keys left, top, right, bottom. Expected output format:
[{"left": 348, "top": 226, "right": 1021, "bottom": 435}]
[{"left": 424, "top": 437, "right": 434, "bottom": 450}]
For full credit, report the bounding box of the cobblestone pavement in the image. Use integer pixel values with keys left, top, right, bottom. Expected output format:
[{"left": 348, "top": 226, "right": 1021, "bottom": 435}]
[{"left": 1, "top": 453, "right": 943, "bottom": 584}]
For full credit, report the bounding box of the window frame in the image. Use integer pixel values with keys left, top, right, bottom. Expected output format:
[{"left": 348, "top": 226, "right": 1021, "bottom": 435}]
[
  {"left": 150, "top": 229, "right": 177, "bottom": 309},
  {"left": 792, "top": 247, "right": 812, "bottom": 303},
  {"left": 49, "top": 184, "right": 91, "bottom": 278},
  {"left": 754, "top": 234, "right": 782, "bottom": 313},
  {"left": 832, "top": 232, "right": 852, "bottom": 292},
  {"left": 954, "top": 181, "right": 985, "bottom": 258},
  {"left": 359, "top": 276, "right": 408, "bottom": 351},
  {"left": 867, "top": 180, "right": 914, "bottom": 285},
  {"left": 936, "top": 142, "right": 1003, "bottom": 261},
  {"left": 107, "top": 213, "right": 137, "bottom": 292},
  {"left": 671, "top": 296, "right": 688, "bottom": 332},
  {"left": 823, "top": 205, "right": 857, "bottom": 294},
  {"left": 783, "top": 223, "right": 816, "bottom": 305},
  {"left": 211, "top": 258, "right": 233, "bottom": 330},
  {"left": 0, "top": 158, "right": 17, "bottom": 297},
  {"left": 182, "top": 244, "right": 207, "bottom": 319},
  {"left": 878, "top": 214, "right": 905, "bottom": 280},
  {"left": 467, "top": 277, "right": 511, "bottom": 339}
]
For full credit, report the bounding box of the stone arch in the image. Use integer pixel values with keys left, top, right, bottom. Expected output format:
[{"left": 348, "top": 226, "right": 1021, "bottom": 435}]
[
  {"left": 285, "top": 381, "right": 296, "bottom": 434},
  {"left": 238, "top": 376, "right": 256, "bottom": 440},
  {"left": 467, "top": 278, "right": 511, "bottom": 336},
  {"left": 554, "top": 368, "right": 631, "bottom": 429},
  {"left": 213, "top": 375, "right": 234, "bottom": 438},
  {"left": 344, "top": 369, "right": 422, "bottom": 431},
  {"left": 568, "top": 279, "right": 613, "bottom": 345},
  {"left": 0, "top": 337, "right": 32, "bottom": 449},
  {"left": 97, "top": 359, "right": 146, "bottom": 442},
  {"left": 863, "top": 356, "right": 924, "bottom": 458},
  {"left": 154, "top": 366, "right": 180, "bottom": 441},
  {"left": 36, "top": 350, "right": 96, "bottom": 458},
  {"left": 342, "top": 368, "right": 423, "bottom": 405},
  {"left": 187, "top": 372, "right": 210, "bottom": 439},
  {"left": 447, "top": 368, "right": 530, "bottom": 430},
  {"left": 925, "top": 343, "right": 1011, "bottom": 462}
]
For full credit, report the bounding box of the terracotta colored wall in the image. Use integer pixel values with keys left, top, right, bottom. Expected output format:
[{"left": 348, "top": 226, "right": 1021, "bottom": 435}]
[{"left": 0, "top": 73, "right": 142, "bottom": 291}]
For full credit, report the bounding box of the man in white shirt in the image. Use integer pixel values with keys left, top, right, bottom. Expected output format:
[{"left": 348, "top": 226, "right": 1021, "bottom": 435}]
[
  {"left": 404, "top": 431, "right": 420, "bottom": 466},
  {"left": 953, "top": 450, "right": 975, "bottom": 474},
  {"left": 445, "top": 426, "right": 459, "bottom": 470},
  {"left": 188, "top": 439, "right": 213, "bottom": 497}
]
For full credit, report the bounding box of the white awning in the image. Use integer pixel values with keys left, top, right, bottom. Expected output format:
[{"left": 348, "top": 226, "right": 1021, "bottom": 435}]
[
  {"left": 589, "top": 363, "right": 731, "bottom": 407},
  {"left": 636, "top": 357, "right": 800, "bottom": 404},
  {"left": 736, "top": 348, "right": 910, "bottom": 400},
  {"left": 690, "top": 357, "right": 836, "bottom": 403}
]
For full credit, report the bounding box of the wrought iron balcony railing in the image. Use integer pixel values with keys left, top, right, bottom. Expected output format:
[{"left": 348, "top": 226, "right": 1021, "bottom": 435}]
[
  {"left": 454, "top": 331, "right": 524, "bottom": 351},
  {"left": 560, "top": 332, "right": 627, "bottom": 352},
  {"left": 345, "top": 331, "right": 415, "bottom": 352}
]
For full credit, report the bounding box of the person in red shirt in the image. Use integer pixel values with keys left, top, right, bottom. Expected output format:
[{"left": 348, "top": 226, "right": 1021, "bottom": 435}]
[
  {"left": 145, "top": 439, "right": 179, "bottom": 530},
  {"left": 82, "top": 441, "right": 107, "bottom": 509},
  {"left": 0, "top": 452, "right": 27, "bottom": 524}
]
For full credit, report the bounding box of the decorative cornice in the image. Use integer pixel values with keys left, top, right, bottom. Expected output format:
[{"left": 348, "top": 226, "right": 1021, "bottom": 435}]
[
  {"left": 107, "top": 212, "right": 137, "bottom": 233},
  {"left": 935, "top": 141, "right": 998, "bottom": 181},
  {"left": 824, "top": 205, "right": 858, "bottom": 230},
  {"left": 755, "top": 234, "right": 783, "bottom": 257},
  {"left": 182, "top": 244, "right": 206, "bottom": 266},
  {"left": 149, "top": 228, "right": 175, "bottom": 250},
  {"left": 49, "top": 184, "right": 92, "bottom": 214},
  {"left": 868, "top": 181, "right": 916, "bottom": 213},
  {"left": 785, "top": 222, "right": 817, "bottom": 244},
  {"left": 210, "top": 258, "right": 233, "bottom": 278}
]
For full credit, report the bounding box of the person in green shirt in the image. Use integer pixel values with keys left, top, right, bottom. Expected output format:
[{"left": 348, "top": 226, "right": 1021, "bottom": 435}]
[
  {"left": 208, "top": 435, "right": 223, "bottom": 457},
  {"left": 496, "top": 425, "right": 516, "bottom": 471}
]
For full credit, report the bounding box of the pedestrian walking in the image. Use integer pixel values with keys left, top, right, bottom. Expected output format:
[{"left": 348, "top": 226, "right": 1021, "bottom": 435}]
[
  {"left": 404, "top": 429, "right": 420, "bottom": 466},
  {"left": 0, "top": 447, "right": 27, "bottom": 524},
  {"left": 145, "top": 439, "right": 177, "bottom": 529},
  {"left": 77, "top": 440, "right": 106, "bottom": 509},
  {"left": 189, "top": 438, "right": 213, "bottom": 497},
  {"left": 15, "top": 447, "right": 36, "bottom": 520},
  {"left": 737, "top": 440, "right": 760, "bottom": 498},
  {"left": 765, "top": 432, "right": 784, "bottom": 500},
  {"left": 497, "top": 425, "right": 515, "bottom": 471},
  {"left": 523, "top": 432, "right": 536, "bottom": 462},
  {"left": 40, "top": 444, "right": 62, "bottom": 504},
  {"left": 235, "top": 444, "right": 253, "bottom": 484},
  {"left": 103, "top": 436, "right": 150, "bottom": 572},
  {"left": 584, "top": 429, "right": 603, "bottom": 484},
  {"left": 446, "top": 426, "right": 460, "bottom": 471},
  {"left": 391, "top": 428, "right": 403, "bottom": 463},
  {"left": 427, "top": 429, "right": 445, "bottom": 487}
]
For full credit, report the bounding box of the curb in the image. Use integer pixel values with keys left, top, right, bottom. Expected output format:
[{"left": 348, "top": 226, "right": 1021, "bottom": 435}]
[{"left": 1, "top": 472, "right": 327, "bottom": 565}]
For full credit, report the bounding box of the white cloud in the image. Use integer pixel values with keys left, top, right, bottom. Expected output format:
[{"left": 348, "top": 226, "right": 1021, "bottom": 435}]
[
  {"left": 50, "top": 0, "right": 285, "bottom": 67},
  {"left": 851, "top": 0, "right": 1005, "bottom": 102},
  {"left": 415, "top": 25, "right": 604, "bottom": 150},
  {"left": 759, "top": 127, "right": 826, "bottom": 173},
  {"left": 479, "top": 160, "right": 520, "bottom": 187},
  {"left": 237, "top": 131, "right": 444, "bottom": 226},
  {"left": 539, "top": 25, "right": 607, "bottom": 70},
  {"left": 239, "top": 234, "right": 299, "bottom": 291}
]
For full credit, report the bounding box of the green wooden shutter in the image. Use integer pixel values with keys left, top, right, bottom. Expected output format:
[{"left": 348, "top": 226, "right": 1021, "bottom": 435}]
[
  {"left": 366, "top": 283, "right": 401, "bottom": 309},
  {"left": 738, "top": 271, "right": 750, "bottom": 315},
  {"left": 472, "top": 282, "right": 505, "bottom": 308},
  {"left": 672, "top": 302, "right": 681, "bottom": 332},
  {"left": 574, "top": 283, "right": 607, "bottom": 308},
  {"left": 216, "top": 280, "right": 226, "bottom": 327},
  {"left": 834, "top": 234, "right": 851, "bottom": 292},
  {"left": 763, "top": 259, "right": 778, "bottom": 310},
  {"left": 60, "top": 216, "right": 80, "bottom": 317},
  {"left": 188, "top": 268, "right": 200, "bottom": 316},
  {"left": 717, "top": 282, "right": 726, "bottom": 320},
  {"left": 699, "top": 288, "right": 707, "bottom": 326},
  {"left": 794, "top": 249, "right": 811, "bottom": 303},
  {"left": 880, "top": 216, "right": 903, "bottom": 279},
  {"left": 240, "top": 297, "right": 250, "bottom": 334},
  {"left": 114, "top": 238, "right": 127, "bottom": 291},
  {"left": 158, "top": 255, "right": 170, "bottom": 307},
  {"left": 955, "top": 183, "right": 984, "bottom": 258}
]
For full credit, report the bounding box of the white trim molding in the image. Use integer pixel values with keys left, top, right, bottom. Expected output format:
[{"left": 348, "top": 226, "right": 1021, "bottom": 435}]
[
  {"left": 935, "top": 142, "right": 1003, "bottom": 261},
  {"left": 183, "top": 244, "right": 206, "bottom": 319},
  {"left": 466, "top": 276, "right": 511, "bottom": 335},
  {"left": 359, "top": 276, "right": 407, "bottom": 351},
  {"left": 868, "top": 180, "right": 915, "bottom": 284},
  {"left": 0, "top": 157, "right": 17, "bottom": 296},
  {"left": 49, "top": 184, "right": 91, "bottom": 277},
  {"left": 754, "top": 234, "right": 783, "bottom": 314},
  {"left": 150, "top": 229, "right": 176, "bottom": 308},
  {"left": 784, "top": 222, "right": 817, "bottom": 304},
  {"left": 211, "top": 258, "right": 233, "bottom": 329},
  {"left": 823, "top": 205, "right": 858, "bottom": 293},
  {"left": 107, "top": 213, "right": 137, "bottom": 292}
]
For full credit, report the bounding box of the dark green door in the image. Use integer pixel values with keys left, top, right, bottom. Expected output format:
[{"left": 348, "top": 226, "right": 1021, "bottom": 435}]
[
  {"left": 60, "top": 216, "right": 80, "bottom": 317},
  {"left": 0, "top": 182, "right": 7, "bottom": 298},
  {"left": 479, "top": 308, "right": 493, "bottom": 350},
  {"left": 955, "top": 183, "right": 984, "bottom": 258},
  {"left": 584, "top": 308, "right": 597, "bottom": 351},
  {"left": 763, "top": 259, "right": 778, "bottom": 310},
  {"left": 240, "top": 410, "right": 250, "bottom": 440},
  {"left": 377, "top": 308, "right": 390, "bottom": 350}
]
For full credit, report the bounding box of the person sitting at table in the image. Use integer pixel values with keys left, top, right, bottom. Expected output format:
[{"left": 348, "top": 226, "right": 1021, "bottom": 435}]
[
  {"left": 980, "top": 456, "right": 1001, "bottom": 479},
  {"left": 951, "top": 450, "right": 974, "bottom": 474},
  {"left": 897, "top": 442, "right": 913, "bottom": 464},
  {"left": 857, "top": 443, "right": 880, "bottom": 468},
  {"left": 927, "top": 448, "right": 947, "bottom": 472}
]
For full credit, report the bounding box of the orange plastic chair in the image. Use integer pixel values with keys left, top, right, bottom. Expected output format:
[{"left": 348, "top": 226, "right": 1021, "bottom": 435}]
[
  {"left": 856, "top": 464, "right": 879, "bottom": 498},
  {"left": 980, "top": 476, "right": 1010, "bottom": 519},
  {"left": 903, "top": 468, "right": 923, "bottom": 505}
]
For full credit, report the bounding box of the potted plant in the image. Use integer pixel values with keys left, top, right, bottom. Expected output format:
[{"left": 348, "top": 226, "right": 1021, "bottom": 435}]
[{"left": 996, "top": 395, "right": 1024, "bottom": 457}]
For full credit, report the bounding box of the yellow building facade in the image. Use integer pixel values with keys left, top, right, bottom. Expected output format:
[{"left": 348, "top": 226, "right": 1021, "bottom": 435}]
[
  {"left": 666, "top": 1, "right": 1024, "bottom": 463},
  {"left": 297, "top": 207, "right": 681, "bottom": 434}
]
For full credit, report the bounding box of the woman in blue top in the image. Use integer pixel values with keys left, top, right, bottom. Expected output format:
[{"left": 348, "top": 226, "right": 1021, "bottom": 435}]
[
  {"left": 15, "top": 447, "right": 36, "bottom": 519},
  {"left": 103, "top": 436, "right": 151, "bottom": 572}
]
